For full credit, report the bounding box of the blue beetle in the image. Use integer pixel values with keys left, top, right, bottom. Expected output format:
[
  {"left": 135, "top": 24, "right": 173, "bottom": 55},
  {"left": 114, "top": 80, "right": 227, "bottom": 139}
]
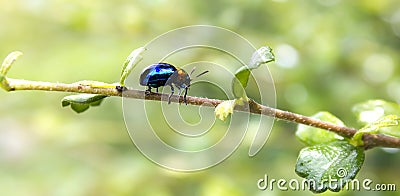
[{"left": 139, "top": 63, "right": 207, "bottom": 104}]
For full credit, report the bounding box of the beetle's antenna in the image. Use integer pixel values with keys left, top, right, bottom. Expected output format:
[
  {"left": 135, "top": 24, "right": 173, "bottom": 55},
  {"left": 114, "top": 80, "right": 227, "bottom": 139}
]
[
  {"left": 195, "top": 70, "right": 209, "bottom": 78},
  {"left": 189, "top": 67, "right": 208, "bottom": 81},
  {"left": 189, "top": 67, "right": 196, "bottom": 76}
]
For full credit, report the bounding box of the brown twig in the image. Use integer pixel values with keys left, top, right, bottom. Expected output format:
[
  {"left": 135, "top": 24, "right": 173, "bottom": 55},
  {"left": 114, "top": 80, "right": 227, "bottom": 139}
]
[{"left": 2, "top": 77, "right": 400, "bottom": 150}]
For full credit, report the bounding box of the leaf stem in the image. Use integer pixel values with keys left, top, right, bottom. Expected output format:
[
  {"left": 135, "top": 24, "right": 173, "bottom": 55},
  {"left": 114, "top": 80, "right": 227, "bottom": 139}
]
[{"left": 2, "top": 77, "right": 400, "bottom": 150}]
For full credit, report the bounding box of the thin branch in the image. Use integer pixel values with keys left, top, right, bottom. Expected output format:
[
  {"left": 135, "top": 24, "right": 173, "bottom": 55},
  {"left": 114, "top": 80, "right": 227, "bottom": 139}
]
[{"left": 2, "top": 77, "right": 400, "bottom": 150}]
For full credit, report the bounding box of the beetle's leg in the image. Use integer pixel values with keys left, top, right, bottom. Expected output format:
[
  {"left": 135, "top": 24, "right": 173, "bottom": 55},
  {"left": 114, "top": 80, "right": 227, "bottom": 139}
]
[
  {"left": 116, "top": 85, "right": 127, "bottom": 92},
  {"left": 184, "top": 87, "right": 188, "bottom": 105},
  {"left": 145, "top": 86, "right": 152, "bottom": 95},
  {"left": 168, "top": 85, "right": 174, "bottom": 104},
  {"left": 176, "top": 87, "right": 182, "bottom": 104}
]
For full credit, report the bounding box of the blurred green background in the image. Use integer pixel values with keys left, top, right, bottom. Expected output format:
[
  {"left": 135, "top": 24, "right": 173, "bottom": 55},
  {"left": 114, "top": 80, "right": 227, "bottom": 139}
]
[{"left": 1, "top": 0, "right": 400, "bottom": 195}]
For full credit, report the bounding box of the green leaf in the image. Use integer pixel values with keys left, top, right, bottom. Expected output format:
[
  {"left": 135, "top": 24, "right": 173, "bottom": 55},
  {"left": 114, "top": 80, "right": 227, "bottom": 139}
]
[
  {"left": 70, "top": 104, "right": 90, "bottom": 113},
  {"left": 62, "top": 94, "right": 108, "bottom": 105},
  {"left": 248, "top": 46, "right": 275, "bottom": 69},
  {"left": 232, "top": 67, "right": 250, "bottom": 99},
  {"left": 1, "top": 51, "right": 23, "bottom": 76},
  {"left": 295, "top": 141, "right": 365, "bottom": 193},
  {"left": 235, "top": 67, "right": 251, "bottom": 88},
  {"left": 0, "top": 51, "right": 23, "bottom": 91},
  {"left": 89, "top": 98, "right": 104, "bottom": 106},
  {"left": 296, "top": 112, "right": 345, "bottom": 146},
  {"left": 0, "top": 74, "right": 5, "bottom": 83},
  {"left": 351, "top": 115, "right": 400, "bottom": 146},
  {"left": 120, "top": 47, "right": 146, "bottom": 86},
  {"left": 0, "top": 74, "right": 12, "bottom": 91},
  {"left": 353, "top": 100, "right": 400, "bottom": 126},
  {"left": 376, "top": 115, "right": 400, "bottom": 138},
  {"left": 231, "top": 46, "right": 275, "bottom": 99},
  {"left": 62, "top": 94, "right": 107, "bottom": 113}
]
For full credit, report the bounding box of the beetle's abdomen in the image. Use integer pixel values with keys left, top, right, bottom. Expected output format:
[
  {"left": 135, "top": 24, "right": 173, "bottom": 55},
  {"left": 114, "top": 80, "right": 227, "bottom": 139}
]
[{"left": 139, "top": 63, "right": 177, "bottom": 88}]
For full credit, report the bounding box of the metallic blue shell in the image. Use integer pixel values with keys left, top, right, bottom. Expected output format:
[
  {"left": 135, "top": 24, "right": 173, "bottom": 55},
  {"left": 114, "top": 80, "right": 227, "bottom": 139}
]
[{"left": 139, "top": 63, "right": 177, "bottom": 88}]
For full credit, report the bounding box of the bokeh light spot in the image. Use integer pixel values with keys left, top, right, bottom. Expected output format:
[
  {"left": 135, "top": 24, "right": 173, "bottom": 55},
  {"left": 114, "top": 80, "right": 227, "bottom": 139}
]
[
  {"left": 275, "top": 44, "right": 299, "bottom": 69},
  {"left": 363, "top": 54, "right": 394, "bottom": 83}
]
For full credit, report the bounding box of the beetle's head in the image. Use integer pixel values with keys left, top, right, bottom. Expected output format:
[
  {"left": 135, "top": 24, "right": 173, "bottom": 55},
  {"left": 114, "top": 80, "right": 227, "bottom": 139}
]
[{"left": 173, "top": 69, "right": 191, "bottom": 89}]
